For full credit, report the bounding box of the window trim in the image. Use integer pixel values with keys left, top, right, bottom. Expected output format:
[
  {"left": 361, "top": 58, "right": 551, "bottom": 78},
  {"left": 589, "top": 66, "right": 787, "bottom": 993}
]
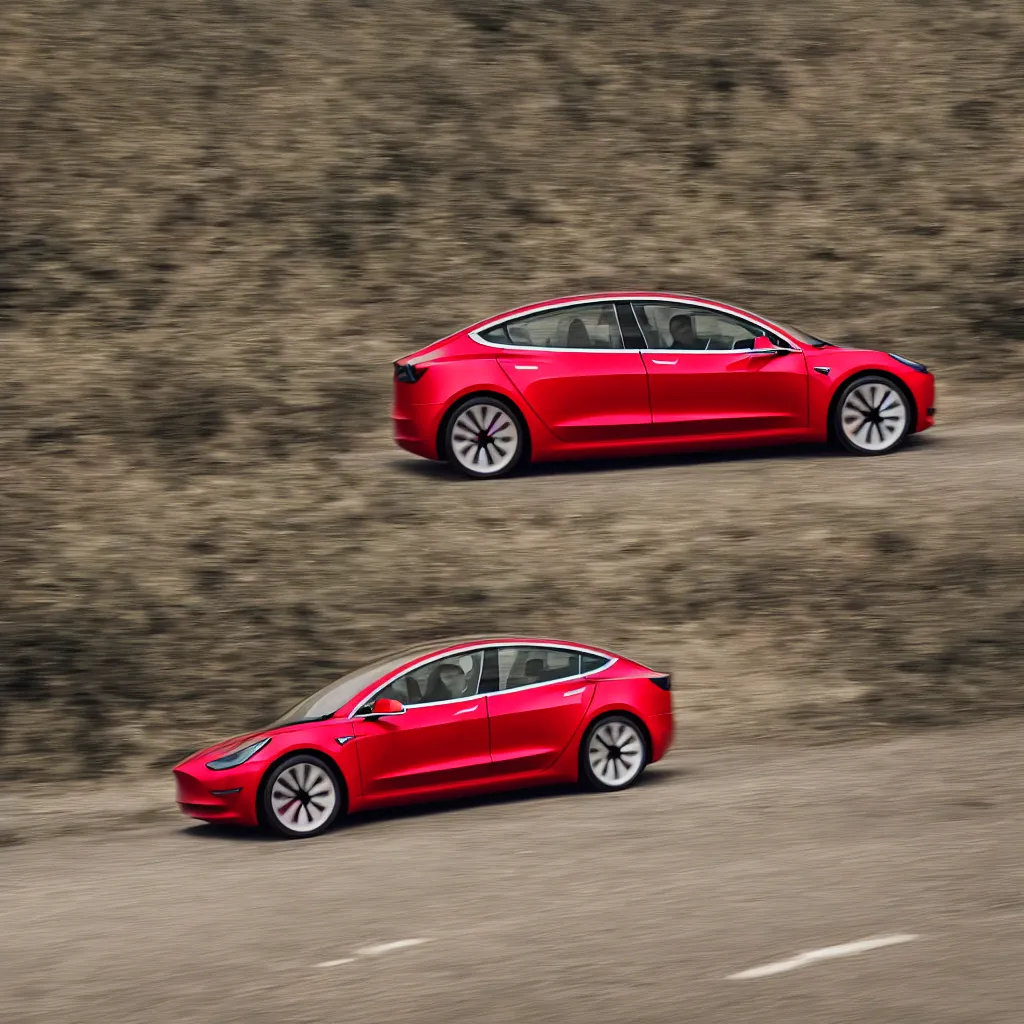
[
  {"left": 468, "top": 295, "right": 794, "bottom": 353},
  {"left": 349, "top": 641, "right": 617, "bottom": 715}
]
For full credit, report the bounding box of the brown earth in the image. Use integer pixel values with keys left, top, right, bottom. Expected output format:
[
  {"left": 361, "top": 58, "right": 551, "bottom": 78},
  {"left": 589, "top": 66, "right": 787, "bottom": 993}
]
[
  {"left": 2, "top": 722, "right": 1022, "bottom": 1023},
  {"left": 1, "top": 0, "right": 1023, "bottom": 780}
]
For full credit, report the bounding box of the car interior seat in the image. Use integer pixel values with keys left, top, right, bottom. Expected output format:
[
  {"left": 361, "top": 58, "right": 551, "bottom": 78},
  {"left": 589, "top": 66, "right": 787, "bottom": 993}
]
[
  {"left": 594, "top": 308, "right": 621, "bottom": 348},
  {"left": 507, "top": 325, "right": 533, "bottom": 346},
  {"left": 524, "top": 657, "right": 546, "bottom": 685},
  {"left": 566, "top": 317, "right": 590, "bottom": 348}
]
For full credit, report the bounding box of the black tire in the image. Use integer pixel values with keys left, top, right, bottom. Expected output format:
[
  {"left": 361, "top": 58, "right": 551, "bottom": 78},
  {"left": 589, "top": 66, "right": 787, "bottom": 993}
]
[
  {"left": 832, "top": 375, "right": 912, "bottom": 456},
  {"left": 579, "top": 714, "right": 649, "bottom": 792},
  {"left": 260, "top": 754, "right": 343, "bottom": 839},
  {"left": 444, "top": 395, "right": 526, "bottom": 479}
]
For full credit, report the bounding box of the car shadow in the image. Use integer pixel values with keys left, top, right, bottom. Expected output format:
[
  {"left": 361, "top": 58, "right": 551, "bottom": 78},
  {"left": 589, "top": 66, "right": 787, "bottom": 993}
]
[
  {"left": 179, "top": 764, "right": 684, "bottom": 843},
  {"left": 392, "top": 432, "right": 937, "bottom": 482}
]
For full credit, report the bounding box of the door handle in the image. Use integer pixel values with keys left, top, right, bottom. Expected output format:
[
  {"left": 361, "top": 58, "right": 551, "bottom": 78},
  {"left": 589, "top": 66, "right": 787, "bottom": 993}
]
[
  {"left": 514, "top": 365, "right": 538, "bottom": 370},
  {"left": 650, "top": 359, "right": 677, "bottom": 365},
  {"left": 563, "top": 687, "right": 586, "bottom": 697},
  {"left": 454, "top": 704, "right": 479, "bottom": 714}
]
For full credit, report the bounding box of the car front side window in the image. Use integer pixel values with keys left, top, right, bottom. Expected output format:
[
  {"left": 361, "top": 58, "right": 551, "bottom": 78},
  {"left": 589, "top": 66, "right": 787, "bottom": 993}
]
[
  {"left": 633, "top": 304, "right": 768, "bottom": 351},
  {"left": 372, "top": 650, "right": 484, "bottom": 707}
]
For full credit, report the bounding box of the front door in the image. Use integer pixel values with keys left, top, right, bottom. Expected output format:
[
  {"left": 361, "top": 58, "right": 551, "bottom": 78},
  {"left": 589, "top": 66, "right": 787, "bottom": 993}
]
[
  {"left": 483, "top": 646, "right": 598, "bottom": 775},
  {"left": 351, "top": 650, "right": 491, "bottom": 797},
  {"left": 633, "top": 303, "right": 808, "bottom": 437},
  {"left": 492, "top": 301, "right": 651, "bottom": 442}
]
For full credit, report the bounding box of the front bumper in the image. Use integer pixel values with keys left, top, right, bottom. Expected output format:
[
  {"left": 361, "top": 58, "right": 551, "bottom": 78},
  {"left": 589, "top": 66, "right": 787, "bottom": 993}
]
[
  {"left": 908, "top": 373, "right": 936, "bottom": 433},
  {"left": 173, "top": 763, "right": 262, "bottom": 827}
]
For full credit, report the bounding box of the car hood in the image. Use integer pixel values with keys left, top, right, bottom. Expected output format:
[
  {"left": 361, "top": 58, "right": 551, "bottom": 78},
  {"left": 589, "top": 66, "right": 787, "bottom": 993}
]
[{"left": 177, "top": 729, "right": 270, "bottom": 767}]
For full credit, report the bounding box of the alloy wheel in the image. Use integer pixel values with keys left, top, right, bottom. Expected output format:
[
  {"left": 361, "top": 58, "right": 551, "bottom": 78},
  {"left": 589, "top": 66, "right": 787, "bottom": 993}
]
[
  {"left": 450, "top": 401, "right": 520, "bottom": 476},
  {"left": 269, "top": 761, "right": 338, "bottom": 834},
  {"left": 839, "top": 381, "right": 908, "bottom": 453},
  {"left": 586, "top": 719, "right": 645, "bottom": 788}
]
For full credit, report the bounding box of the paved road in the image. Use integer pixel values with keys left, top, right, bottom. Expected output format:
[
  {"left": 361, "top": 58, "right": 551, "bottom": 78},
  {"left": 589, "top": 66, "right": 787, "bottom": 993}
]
[{"left": 2, "top": 723, "right": 1021, "bottom": 1024}]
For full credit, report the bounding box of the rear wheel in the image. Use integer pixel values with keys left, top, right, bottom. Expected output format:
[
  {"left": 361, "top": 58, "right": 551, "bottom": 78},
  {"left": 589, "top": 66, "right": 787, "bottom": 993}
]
[
  {"left": 445, "top": 396, "right": 525, "bottom": 478},
  {"left": 833, "top": 375, "right": 911, "bottom": 455},
  {"left": 580, "top": 715, "right": 648, "bottom": 792},
  {"left": 261, "top": 754, "right": 342, "bottom": 839}
]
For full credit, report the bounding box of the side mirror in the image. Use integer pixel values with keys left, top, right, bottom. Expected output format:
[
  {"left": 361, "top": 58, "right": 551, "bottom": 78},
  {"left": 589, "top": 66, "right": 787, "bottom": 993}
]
[
  {"left": 750, "top": 335, "right": 790, "bottom": 356},
  {"left": 366, "top": 698, "right": 405, "bottom": 719}
]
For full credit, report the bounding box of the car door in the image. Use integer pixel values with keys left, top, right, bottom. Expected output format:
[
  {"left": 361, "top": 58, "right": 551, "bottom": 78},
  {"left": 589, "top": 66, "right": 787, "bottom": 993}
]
[
  {"left": 351, "top": 650, "right": 491, "bottom": 798},
  {"left": 483, "top": 646, "right": 601, "bottom": 775},
  {"left": 633, "top": 303, "right": 808, "bottom": 437},
  {"left": 484, "top": 301, "right": 652, "bottom": 442}
]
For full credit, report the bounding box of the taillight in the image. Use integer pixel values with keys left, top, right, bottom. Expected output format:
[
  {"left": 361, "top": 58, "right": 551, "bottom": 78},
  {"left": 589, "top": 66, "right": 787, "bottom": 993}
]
[
  {"left": 649, "top": 675, "right": 671, "bottom": 691},
  {"left": 394, "top": 361, "right": 428, "bottom": 383}
]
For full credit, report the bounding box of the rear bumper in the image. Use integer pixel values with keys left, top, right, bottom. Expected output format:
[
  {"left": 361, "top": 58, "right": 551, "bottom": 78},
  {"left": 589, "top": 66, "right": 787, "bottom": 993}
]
[
  {"left": 648, "top": 711, "right": 674, "bottom": 763},
  {"left": 392, "top": 390, "right": 446, "bottom": 460}
]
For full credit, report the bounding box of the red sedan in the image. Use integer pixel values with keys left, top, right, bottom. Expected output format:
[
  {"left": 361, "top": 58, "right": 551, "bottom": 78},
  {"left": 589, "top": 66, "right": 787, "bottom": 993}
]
[
  {"left": 393, "top": 292, "right": 936, "bottom": 477},
  {"left": 174, "top": 637, "right": 674, "bottom": 839}
]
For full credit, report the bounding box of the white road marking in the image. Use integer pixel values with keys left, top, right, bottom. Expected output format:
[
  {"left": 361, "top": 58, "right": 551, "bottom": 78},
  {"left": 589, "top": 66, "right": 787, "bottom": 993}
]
[
  {"left": 317, "top": 958, "right": 355, "bottom": 968},
  {"left": 727, "top": 934, "right": 919, "bottom": 980},
  {"left": 355, "top": 938, "right": 430, "bottom": 957}
]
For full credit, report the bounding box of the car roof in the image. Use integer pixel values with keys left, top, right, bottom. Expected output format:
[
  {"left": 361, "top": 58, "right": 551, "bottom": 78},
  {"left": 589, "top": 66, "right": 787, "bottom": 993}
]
[
  {"left": 463, "top": 292, "right": 785, "bottom": 335},
  {"left": 396, "top": 635, "right": 622, "bottom": 658}
]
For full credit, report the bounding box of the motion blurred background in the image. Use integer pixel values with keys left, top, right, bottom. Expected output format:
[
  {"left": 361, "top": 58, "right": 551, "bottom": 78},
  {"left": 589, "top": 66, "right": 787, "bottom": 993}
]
[{"left": 2, "top": 0, "right": 1022, "bottom": 781}]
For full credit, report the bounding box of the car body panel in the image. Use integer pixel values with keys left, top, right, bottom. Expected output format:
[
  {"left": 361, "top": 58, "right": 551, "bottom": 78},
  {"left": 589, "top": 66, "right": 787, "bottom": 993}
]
[
  {"left": 173, "top": 720, "right": 359, "bottom": 827},
  {"left": 497, "top": 352, "right": 651, "bottom": 442},
  {"left": 393, "top": 345, "right": 562, "bottom": 461},
  {"left": 486, "top": 679, "right": 597, "bottom": 773},
  {"left": 351, "top": 698, "right": 492, "bottom": 796},
  {"left": 392, "top": 292, "right": 935, "bottom": 465},
  {"left": 641, "top": 348, "right": 808, "bottom": 436},
  {"left": 173, "top": 636, "right": 674, "bottom": 828}
]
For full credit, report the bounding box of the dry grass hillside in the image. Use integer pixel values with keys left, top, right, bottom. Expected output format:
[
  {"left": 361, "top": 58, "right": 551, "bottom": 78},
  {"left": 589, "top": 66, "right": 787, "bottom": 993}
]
[{"left": 1, "top": 0, "right": 1022, "bottom": 778}]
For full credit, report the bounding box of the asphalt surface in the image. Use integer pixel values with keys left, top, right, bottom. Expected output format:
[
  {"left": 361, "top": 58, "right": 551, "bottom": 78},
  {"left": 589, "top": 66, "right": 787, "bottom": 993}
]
[{"left": 2, "top": 722, "right": 1021, "bottom": 1024}]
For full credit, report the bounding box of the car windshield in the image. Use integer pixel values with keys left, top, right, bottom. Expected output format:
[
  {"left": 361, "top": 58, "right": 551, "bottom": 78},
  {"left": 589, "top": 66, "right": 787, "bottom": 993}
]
[
  {"left": 265, "top": 648, "right": 432, "bottom": 728},
  {"left": 773, "top": 320, "right": 831, "bottom": 347}
]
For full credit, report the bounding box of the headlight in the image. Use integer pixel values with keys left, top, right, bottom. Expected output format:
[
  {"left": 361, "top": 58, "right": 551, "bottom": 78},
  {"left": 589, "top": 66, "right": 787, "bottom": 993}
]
[
  {"left": 206, "top": 737, "right": 271, "bottom": 771},
  {"left": 888, "top": 353, "right": 929, "bottom": 373}
]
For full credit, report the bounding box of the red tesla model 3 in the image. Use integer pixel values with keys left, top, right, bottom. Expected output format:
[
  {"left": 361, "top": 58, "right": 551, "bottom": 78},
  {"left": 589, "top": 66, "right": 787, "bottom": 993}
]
[
  {"left": 174, "top": 637, "right": 673, "bottom": 839},
  {"left": 393, "top": 292, "right": 936, "bottom": 477}
]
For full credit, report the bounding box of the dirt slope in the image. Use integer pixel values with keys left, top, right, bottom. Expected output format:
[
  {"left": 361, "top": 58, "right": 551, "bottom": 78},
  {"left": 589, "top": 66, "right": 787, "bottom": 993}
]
[{"left": 1, "top": 1, "right": 1022, "bottom": 778}]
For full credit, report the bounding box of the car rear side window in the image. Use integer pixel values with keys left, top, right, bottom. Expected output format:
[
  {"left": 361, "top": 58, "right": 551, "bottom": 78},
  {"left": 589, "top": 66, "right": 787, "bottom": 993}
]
[
  {"left": 481, "top": 646, "right": 608, "bottom": 691},
  {"left": 495, "top": 647, "right": 581, "bottom": 689},
  {"left": 480, "top": 303, "right": 625, "bottom": 350}
]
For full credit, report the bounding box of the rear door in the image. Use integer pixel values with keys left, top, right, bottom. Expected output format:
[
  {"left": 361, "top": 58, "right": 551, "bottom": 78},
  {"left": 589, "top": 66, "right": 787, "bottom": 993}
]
[
  {"left": 351, "top": 649, "right": 491, "bottom": 797},
  {"left": 483, "top": 646, "right": 604, "bottom": 774},
  {"left": 483, "top": 301, "right": 651, "bottom": 442},
  {"left": 633, "top": 303, "right": 808, "bottom": 437}
]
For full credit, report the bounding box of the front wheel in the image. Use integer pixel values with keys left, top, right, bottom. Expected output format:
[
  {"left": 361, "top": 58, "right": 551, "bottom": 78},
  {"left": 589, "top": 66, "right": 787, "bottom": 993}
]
[
  {"left": 261, "top": 754, "right": 342, "bottom": 839},
  {"left": 833, "top": 375, "right": 912, "bottom": 455},
  {"left": 580, "top": 715, "right": 649, "bottom": 792},
  {"left": 444, "top": 396, "right": 526, "bottom": 478}
]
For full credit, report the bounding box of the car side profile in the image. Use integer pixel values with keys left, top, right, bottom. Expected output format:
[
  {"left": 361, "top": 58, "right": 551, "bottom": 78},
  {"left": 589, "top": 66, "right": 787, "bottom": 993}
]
[
  {"left": 174, "top": 637, "right": 674, "bottom": 839},
  {"left": 392, "top": 292, "right": 936, "bottom": 477}
]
